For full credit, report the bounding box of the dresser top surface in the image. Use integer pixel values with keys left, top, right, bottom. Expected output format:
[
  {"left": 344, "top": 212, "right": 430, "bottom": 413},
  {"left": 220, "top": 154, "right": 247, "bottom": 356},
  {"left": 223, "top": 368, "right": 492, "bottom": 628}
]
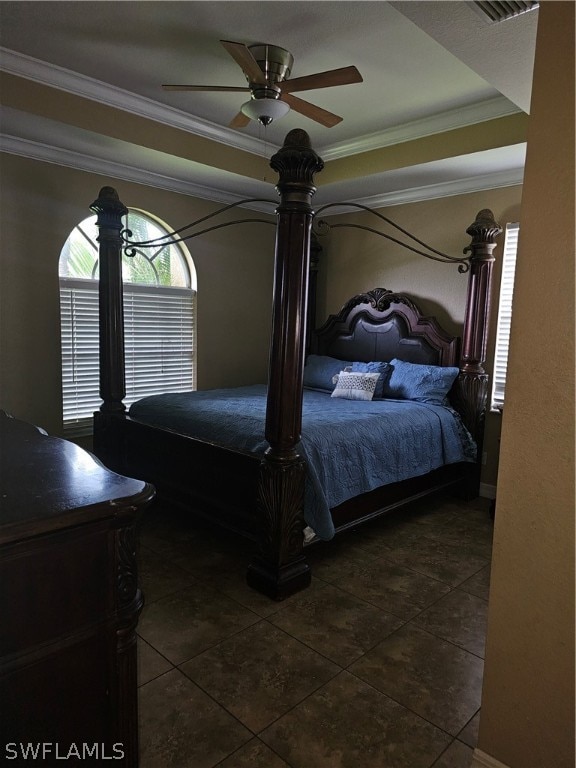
[{"left": 0, "top": 412, "right": 153, "bottom": 542}]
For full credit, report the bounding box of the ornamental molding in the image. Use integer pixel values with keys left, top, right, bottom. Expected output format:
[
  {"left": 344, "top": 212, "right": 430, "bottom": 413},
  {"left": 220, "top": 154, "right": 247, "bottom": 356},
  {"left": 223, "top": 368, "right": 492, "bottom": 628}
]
[
  {"left": 0, "top": 134, "right": 273, "bottom": 211},
  {"left": 320, "top": 98, "right": 523, "bottom": 161},
  {"left": 0, "top": 134, "right": 523, "bottom": 214},
  {"left": 0, "top": 46, "right": 263, "bottom": 156},
  {"left": 1, "top": 46, "right": 522, "bottom": 161}
]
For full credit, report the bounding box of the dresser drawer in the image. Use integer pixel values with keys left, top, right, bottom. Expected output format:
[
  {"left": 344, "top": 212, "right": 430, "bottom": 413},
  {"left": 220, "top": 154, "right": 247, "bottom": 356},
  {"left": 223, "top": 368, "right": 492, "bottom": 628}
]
[{"left": 0, "top": 525, "right": 109, "bottom": 657}]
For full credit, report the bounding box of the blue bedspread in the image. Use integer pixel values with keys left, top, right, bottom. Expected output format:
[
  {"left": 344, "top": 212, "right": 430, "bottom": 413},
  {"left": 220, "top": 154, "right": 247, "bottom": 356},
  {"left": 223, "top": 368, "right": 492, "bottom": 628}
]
[{"left": 129, "top": 385, "right": 475, "bottom": 540}]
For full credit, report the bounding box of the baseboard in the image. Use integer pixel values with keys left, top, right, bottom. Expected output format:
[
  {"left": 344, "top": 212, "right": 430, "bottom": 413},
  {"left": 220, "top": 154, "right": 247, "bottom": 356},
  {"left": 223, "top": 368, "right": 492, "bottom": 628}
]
[
  {"left": 480, "top": 483, "right": 496, "bottom": 500},
  {"left": 471, "top": 748, "right": 511, "bottom": 768}
]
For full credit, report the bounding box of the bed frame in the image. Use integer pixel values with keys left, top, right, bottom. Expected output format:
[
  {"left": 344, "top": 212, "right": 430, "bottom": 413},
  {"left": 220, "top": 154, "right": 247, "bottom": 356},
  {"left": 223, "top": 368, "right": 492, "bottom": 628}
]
[{"left": 92, "top": 129, "right": 501, "bottom": 600}]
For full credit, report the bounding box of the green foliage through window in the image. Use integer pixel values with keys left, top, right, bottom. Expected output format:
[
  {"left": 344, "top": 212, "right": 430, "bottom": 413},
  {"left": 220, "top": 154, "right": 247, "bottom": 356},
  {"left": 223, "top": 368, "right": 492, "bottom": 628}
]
[{"left": 59, "top": 211, "right": 192, "bottom": 288}]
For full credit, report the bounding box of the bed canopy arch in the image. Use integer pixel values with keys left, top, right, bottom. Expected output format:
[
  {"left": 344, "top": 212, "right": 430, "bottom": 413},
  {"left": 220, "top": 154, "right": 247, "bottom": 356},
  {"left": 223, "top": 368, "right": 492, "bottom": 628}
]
[{"left": 92, "top": 128, "right": 501, "bottom": 599}]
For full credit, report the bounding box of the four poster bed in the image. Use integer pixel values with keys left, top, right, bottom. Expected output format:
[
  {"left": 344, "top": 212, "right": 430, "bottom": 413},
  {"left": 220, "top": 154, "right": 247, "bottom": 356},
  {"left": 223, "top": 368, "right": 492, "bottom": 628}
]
[{"left": 92, "top": 129, "right": 501, "bottom": 600}]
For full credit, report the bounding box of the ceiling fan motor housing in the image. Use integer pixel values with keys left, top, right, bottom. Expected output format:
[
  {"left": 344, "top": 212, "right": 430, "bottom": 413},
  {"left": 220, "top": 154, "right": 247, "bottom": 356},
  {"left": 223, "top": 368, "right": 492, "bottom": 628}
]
[{"left": 247, "top": 44, "right": 294, "bottom": 94}]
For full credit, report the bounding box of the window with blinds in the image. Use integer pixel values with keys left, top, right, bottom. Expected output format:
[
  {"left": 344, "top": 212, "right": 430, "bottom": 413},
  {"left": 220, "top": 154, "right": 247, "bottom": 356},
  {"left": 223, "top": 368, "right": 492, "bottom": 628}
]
[
  {"left": 491, "top": 222, "right": 519, "bottom": 410},
  {"left": 59, "top": 211, "right": 196, "bottom": 436}
]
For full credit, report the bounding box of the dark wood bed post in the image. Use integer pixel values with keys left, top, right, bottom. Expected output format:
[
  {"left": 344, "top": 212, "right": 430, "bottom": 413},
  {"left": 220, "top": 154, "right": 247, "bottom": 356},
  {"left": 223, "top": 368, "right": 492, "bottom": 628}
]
[
  {"left": 91, "top": 186, "right": 128, "bottom": 466},
  {"left": 455, "top": 208, "right": 502, "bottom": 493},
  {"left": 90, "top": 187, "right": 142, "bottom": 762},
  {"left": 247, "top": 129, "right": 324, "bottom": 600},
  {"left": 306, "top": 233, "right": 322, "bottom": 353}
]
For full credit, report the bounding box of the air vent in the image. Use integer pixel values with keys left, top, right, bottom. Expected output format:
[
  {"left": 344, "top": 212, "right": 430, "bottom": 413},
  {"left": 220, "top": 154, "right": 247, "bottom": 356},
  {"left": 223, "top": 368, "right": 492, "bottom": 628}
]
[{"left": 473, "top": 1, "right": 539, "bottom": 23}]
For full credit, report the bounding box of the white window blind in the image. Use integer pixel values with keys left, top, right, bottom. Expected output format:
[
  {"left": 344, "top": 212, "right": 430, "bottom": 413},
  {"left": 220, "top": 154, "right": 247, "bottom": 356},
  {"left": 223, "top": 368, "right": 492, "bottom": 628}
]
[
  {"left": 491, "top": 222, "right": 519, "bottom": 410},
  {"left": 61, "top": 278, "right": 195, "bottom": 434},
  {"left": 123, "top": 284, "right": 195, "bottom": 401},
  {"left": 60, "top": 281, "right": 100, "bottom": 429}
]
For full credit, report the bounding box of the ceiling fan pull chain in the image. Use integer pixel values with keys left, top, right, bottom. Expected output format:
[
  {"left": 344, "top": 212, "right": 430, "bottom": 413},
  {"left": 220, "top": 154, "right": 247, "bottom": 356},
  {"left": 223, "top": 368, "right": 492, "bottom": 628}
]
[{"left": 261, "top": 123, "right": 269, "bottom": 181}]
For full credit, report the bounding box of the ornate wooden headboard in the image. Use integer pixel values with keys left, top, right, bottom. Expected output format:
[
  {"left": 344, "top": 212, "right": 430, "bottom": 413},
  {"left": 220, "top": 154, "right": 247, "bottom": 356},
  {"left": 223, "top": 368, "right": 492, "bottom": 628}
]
[{"left": 313, "top": 287, "right": 460, "bottom": 367}]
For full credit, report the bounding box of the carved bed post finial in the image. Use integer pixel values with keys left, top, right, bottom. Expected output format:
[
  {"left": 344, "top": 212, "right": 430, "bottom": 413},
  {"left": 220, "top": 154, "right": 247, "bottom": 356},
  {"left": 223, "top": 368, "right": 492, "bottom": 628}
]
[
  {"left": 91, "top": 186, "right": 128, "bottom": 416},
  {"left": 461, "top": 209, "right": 502, "bottom": 375},
  {"left": 247, "top": 130, "right": 324, "bottom": 600},
  {"left": 455, "top": 209, "right": 502, "bottom": 494}
]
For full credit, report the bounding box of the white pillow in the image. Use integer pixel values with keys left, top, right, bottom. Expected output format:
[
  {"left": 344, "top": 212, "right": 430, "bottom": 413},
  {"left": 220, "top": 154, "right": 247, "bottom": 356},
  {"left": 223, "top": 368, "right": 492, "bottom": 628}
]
[
  {"left": 331, "top": 371, "right": 380, "bottom": 401},
  {"left": 331, "top": 366, "right": 352, "bottom": 387}
]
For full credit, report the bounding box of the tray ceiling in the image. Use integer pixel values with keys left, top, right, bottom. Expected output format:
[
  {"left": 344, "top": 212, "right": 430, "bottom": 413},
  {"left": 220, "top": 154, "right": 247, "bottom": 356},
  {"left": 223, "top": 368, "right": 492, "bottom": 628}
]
[{"left": 0, "top": 1, "right": 538, "bottom": 208}]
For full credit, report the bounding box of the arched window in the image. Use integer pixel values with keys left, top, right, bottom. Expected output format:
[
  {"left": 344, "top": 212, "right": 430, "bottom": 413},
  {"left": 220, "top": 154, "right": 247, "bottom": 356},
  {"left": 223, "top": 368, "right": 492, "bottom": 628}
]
[{"left": 59, "top": 209, "right": 196, "bottom": 435}]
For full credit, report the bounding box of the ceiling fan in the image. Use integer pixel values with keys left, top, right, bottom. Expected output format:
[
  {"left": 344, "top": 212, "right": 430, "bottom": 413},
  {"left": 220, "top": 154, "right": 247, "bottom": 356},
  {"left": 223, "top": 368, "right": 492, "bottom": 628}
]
[{"left": 162, "top": 40, "right": 363, "bottom": 128}]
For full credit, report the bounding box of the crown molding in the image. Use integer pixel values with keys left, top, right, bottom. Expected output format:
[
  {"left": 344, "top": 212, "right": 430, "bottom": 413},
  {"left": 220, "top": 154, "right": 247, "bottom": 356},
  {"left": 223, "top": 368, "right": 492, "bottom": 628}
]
[
  {"left": 321, "top": 97, "right": 522, "bottom": 161},
  {"left": 0, "top": 46, "right": 522, "bottom": 162},
  {"left": 0, "top": 46, "right": 266, "bottom": 157},
  {"left": 317, "top": 168, "right": 523, "bottom": 213},
  {"left": 1, "top": 133, "right": 523, "bottom": 215},
  {"left": 0, "top": 134, "right": 277, "bottom": 213}
]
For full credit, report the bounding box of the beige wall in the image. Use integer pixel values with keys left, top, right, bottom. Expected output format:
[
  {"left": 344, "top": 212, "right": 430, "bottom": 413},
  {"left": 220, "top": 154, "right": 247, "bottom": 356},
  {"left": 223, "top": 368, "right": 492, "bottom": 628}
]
[
  {"left": 317, "top": 185, "right": 523, "bottom": 486},
  {"left": 477, "top": 3, "right": 575, "bottom": 767},
  {"left": 0, "top": 154, "right": 276, "bottom": 436}
]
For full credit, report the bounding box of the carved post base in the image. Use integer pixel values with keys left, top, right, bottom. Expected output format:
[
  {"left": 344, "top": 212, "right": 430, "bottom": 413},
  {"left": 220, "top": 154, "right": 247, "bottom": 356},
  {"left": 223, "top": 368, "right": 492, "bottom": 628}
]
[
  {"left": 247, "top": 453, "right": 311, "bottom": 600},
  {"left": 454, "top": 371, "right": 489, "bottom": 437},
  {"left": 113, "top": 519, "right": 144, "bottom": 766},
  {"left": 453, "top": 371, "right": 489, "bottom": 498},
  {"left": 114, "top": 618, "right": 140, "bottom": 768}
]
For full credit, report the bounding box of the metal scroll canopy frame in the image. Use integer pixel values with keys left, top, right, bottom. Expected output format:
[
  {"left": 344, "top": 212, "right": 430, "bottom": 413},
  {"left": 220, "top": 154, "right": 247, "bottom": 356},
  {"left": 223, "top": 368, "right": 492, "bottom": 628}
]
[
  {"left": 119, "top": 198, "right": 473, "bottom": 275},
  {"left": 120, "top": 198, "right": 278, "bottom": 257},
  {"left": 313, "top": 203, "right": 472, "bottom": 273}
]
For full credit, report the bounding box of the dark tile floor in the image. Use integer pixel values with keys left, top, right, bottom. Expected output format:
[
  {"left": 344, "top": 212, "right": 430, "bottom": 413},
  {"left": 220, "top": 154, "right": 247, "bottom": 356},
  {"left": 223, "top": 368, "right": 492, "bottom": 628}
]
[{"left": 136, "top": 494, "right": 493, "bottom": 768}]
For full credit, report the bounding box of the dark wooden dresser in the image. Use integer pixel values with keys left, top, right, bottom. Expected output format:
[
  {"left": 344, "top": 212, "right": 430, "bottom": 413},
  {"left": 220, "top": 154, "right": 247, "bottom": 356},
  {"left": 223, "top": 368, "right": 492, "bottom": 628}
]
[{"left": 0, "top": 412, "right": 154, "bottom": 766}]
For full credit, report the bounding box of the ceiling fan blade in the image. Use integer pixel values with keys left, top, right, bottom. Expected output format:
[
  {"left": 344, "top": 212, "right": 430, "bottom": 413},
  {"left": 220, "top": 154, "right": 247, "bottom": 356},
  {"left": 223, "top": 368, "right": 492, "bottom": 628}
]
[
  {"left": 282, "top": 66, "right": 363, "bottom": 94},
  {"left": 229, "top": 111, "right": 251, "bottom": 129},
  {"left": 281, "top": 93, "right": 342, "bottom": 127},
  {"left": 220, "top": 40, "right": 267, "bottom": 85},
  {"left": 162, "top": 84, "right": 250, "bottom": 92}
]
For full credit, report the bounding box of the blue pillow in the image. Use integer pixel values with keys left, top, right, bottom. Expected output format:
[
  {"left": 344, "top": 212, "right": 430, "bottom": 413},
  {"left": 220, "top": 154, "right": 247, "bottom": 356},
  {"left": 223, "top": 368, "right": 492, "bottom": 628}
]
[
  {"left": 351, "top": 361, "right": 391, "bottom": 398},
  {"left": 382, "top": 359, "right": 459, "bottom": 404},
  {"left": 303, "top": 354, "right": 351, "bottom": 392}
]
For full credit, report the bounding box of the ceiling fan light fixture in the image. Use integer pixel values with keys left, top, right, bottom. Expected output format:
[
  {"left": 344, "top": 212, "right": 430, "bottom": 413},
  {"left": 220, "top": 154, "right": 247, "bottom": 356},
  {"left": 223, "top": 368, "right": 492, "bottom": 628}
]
[{"left": 241, "top": 97, "right": 290, "bottom": 126}]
